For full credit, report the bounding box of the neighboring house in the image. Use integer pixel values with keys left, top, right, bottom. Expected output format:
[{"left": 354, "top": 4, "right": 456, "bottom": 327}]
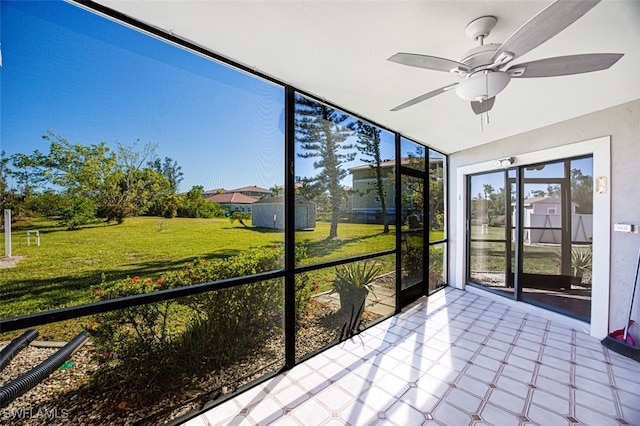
[
  {"left": 204, "top": 192, "right": 257, "bottom": 213},
  {"left": 252, "top": 196, "right": 316, "bottom": 230},
  {"left": 225, "top": 185, "right": 271, "bottom": 199},
  {"left": 349, "top": 159, "right": 396, "bottom": 222},
  {"left": 524, "top": 196, "right": 577, "bottom": 215},
  {"left": 519, "top": 197, "right": 593, "bottom": 244},
  {"left": 201, "top": 188, "right": 224, "bottom": 198},
  {"left": 349, "top": 157, "right": 444, "bottom": 223}
]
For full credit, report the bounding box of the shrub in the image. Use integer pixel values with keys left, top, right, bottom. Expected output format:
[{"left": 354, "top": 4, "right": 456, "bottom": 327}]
[
  {"left": 402, "top": 242, "right": 423, "bottom": 278},
  {"left": 332, "top": 261, "right": 381, "bottom": 295},
  {"left": 26, "top": 191, "right": 68, "bottom": 218},
  {"left": 88, "top": 245, "right": 315, "bottom": 386},
  {"left": 176, "top": 185, "right": 225, "bottom": 218},
  {"left": 428, "top": 246, "right": 445, "bottom": 287},
  {"left": 402, "top": 244, "right": 445, "bottom": 287},
  {"left": 156, "top": 247, "right": 286, "bottom": 367},
  {"left": 87, "top": 275, "right": 174, "bottom": 384},
  {"left": 294, "top": 245, "right": 313, "bottom": 322},
  {"left": 571, "top": 247, "right": 592, "bottom": 281},
  {"left": 59, "top": 196, "right": 97, "bottom": 229}
]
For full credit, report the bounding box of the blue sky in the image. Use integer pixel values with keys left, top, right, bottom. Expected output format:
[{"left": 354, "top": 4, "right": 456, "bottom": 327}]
[
  {"left": 470, "top": 157, "right": 593, "bottom": 199},
  {"left": 1, "top": 1, "right": 286, "bottom": 192},
  {"left": 1, "top": 1, "right": 403, "bottom": 194}
]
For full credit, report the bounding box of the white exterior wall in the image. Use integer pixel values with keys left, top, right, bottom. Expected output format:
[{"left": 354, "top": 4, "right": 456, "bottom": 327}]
[
  {"left": 449, "top": 99, "right": 640, "bottom": 340},
  {"left": 525, "top": 214, "right": 593, "bottom": 244},
  {"left": 252, "top": 201, "right": 317, "bottom": 230}
]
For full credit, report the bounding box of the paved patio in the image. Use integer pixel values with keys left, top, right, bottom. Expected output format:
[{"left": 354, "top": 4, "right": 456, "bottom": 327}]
[{"left": 183, "top": 287, "right": 640, "bottom": 425}]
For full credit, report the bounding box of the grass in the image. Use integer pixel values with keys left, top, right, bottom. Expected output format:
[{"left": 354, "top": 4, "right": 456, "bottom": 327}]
[
  {"left": 469, "top": 225, "right": 590, "bottom": 277},
  {"left": 0, "top": 217, "right": 403, "bottom": 321}
]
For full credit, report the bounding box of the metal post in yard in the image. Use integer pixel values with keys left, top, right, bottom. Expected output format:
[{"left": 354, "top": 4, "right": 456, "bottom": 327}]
[{"left": 4, "top": 209, "right": 11, "bottom": 257}]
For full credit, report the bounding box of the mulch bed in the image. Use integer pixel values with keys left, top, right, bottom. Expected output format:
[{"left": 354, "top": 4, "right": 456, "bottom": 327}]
[{"left": 1, "top": 300, "right": 385, "bottom": 425}]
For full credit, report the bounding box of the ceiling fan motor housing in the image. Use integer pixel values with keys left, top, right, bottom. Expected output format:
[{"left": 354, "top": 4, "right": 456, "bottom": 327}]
[{"left": 459, "top": 43, "right": 501, "bottom": 71}]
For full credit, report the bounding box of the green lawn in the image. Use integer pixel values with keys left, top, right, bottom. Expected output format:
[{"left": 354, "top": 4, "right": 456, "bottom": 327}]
[
  {"left": 469, "top": 225, "right": 587, "bottom": 276},
  {"left": 0, "top": 217, "right": 400, "bottom": 321}
]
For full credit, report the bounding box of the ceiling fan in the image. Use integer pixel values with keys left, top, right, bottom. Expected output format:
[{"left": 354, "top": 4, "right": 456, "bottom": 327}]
[{"left": 388, "top": 0, "right": 623, "bottom": 115}]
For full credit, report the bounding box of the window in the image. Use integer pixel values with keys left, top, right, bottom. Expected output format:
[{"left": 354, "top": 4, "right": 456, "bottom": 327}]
[
  {"left": 294, "top": 94, "right": 396, "bottom": 266},
  {"left": 1, "top": 1, "right": 285, "bottom": 319},
  {"left": 0, "top": 1, "right": 447, "bottom": 422}
]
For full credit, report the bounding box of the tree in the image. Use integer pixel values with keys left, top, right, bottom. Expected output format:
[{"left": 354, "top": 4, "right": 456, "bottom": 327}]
[
  {"left": 355, "top": 121, "right": 389, "bottom": 233},
  {"left": 177, "top": 185, "right": 224, "bottom": 218},
  {"left": 27, "top": 191, "right": 68, "bottom": 218},
  {"left": 403, "top": 147, "right": 426, "bottom": 222},
  {"left": 230, "top": 211, "right": 251, "bottom": 227},
  {"left": 546, "top": 184, "right": 560, "bottom": 197},
  {"left": 482, "top": 184, "right": 494, "bottom": 200},
  {"left": 8, "top": 151, "right": 49, "bottom": 199},
  {"left": 482, "top": 184, "right": 495, "bottom": 224},
  {"left": 148, "top": 157, "right": 183, "bottom": 193},
  {"left": 39, "top": 131, "right": 117, "bottom": 198},
  {"left": 0, "top": 152, "right": 25, "bottom": 225},
  {"left": 296, "top": 97, "right": 354, "bottom": 239},
  {"left": 0, "top": 151, "right": 9, "bottom": 205},
  {"left": 570, "top": 168, "right": 593, "bottom": 214},
  {"left": 269, "top": 184, "right": 283, "bottom": 197},
  {"left": 428, "top": 166, "right": 445, "bottom": 230},
  {"left": 295, "top": 177, "right": 331, "bottom": 212},
  {"left": 530, "top": 189, "right": 546, "bottom": 198},
  {"left": 59, "top": 196, "right": 97, "bottom": 230},
  {"left": 98, "top": 167, "right": 168, "bottom": 222},
  {"left": 15, "top": 131, "right": 177, "bottom": 224}
]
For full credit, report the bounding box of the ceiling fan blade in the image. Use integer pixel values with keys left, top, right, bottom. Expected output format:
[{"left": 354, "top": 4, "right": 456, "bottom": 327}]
[
  {"left": 391, "top": 83, "right": 458, "bottom": 111},
  {"left": 471, "top": 97, "right": 496, "bottom": 115},
  {"left": 508, "top": 53, "right": 623, "bottom": 78},
  {"left": 491, "top": 0, "right": 600, "bottom": 65},
  {"left": 388, "top": 53, "right": 469, "bottom": 73}
]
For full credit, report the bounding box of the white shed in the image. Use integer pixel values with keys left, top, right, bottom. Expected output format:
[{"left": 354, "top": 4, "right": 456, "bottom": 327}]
[{"left": 252, "top": 196, "right": 316, "bottom": 230}]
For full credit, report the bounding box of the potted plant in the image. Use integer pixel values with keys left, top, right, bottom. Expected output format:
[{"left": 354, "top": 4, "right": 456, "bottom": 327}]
[
  {"left": 571, "top": 247, "right": 593, "bottom": 286},
  {"left": 333, "top": 261, "right": 381, "bottom": 319}
]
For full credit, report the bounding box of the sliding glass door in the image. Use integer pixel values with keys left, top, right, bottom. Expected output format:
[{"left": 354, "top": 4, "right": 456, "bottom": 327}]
[{"left": 467, "top": 156, "right": 593, "bottom": 322}]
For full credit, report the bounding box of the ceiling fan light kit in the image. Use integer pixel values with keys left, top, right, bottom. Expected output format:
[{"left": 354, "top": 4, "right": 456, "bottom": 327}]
[
  {"left": 455, "top": 71, "right": 510, "bottom": 102},
  {"left": 388, "top": 0, "right": 623, "bottom": 119}
]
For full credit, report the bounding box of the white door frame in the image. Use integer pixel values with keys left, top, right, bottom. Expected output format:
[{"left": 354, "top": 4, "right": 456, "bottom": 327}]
[{"left": 455, "top": 136, "right": 611, "bottom": 338}]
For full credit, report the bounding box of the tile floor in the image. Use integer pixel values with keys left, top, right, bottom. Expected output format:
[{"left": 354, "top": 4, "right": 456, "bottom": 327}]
[{"left": 183, "top": 288, "right": 640, "bottom": 426}]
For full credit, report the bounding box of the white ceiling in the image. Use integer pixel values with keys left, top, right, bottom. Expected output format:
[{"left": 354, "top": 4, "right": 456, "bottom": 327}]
[{"left": 95, "top": 0, "right": 640, "bottom": 154}]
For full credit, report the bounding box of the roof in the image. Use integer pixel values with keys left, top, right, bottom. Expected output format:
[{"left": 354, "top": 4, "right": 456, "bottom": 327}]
[
  {"left": 521, "top": 197, "right": 578, "bottom": 207},
  {"left": 226, "top": 185, "right": 271, "bottom": 194},
  {"left": 201, "top": 188, "right": 224, "bottom": 196},
  {"left": 205, "top": 192, "right": 258, "bottom": 204},
  {"left": 524, "top": 197, "right": 560, "bottom": 205}
]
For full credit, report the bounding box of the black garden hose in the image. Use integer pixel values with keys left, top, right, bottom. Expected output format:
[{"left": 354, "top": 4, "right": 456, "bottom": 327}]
[
  {"left": 0, "top": 329, "right": 39, "bottom": 372},
  {"left": 0, "top": 331, "right": 88, "bottom": 408}
]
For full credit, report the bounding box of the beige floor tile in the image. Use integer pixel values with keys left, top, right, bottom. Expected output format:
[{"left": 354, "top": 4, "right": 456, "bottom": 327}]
[{"left": 180, "top": 288, "right": 640, "bottom": 426}]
